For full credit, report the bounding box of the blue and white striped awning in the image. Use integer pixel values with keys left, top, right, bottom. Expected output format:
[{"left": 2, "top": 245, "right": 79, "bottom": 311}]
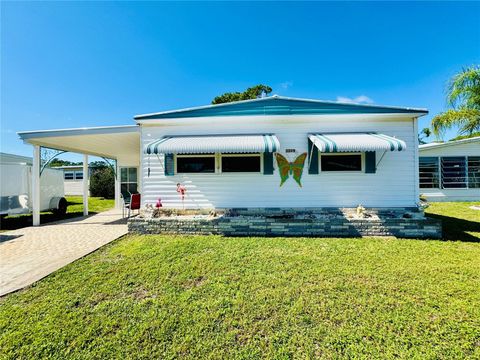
[
  {"left": 145, "top": 134, "right": 280, "bottom": 154},
  {"left": 308, "top": 133, "right": 406, "bottom": 152}
]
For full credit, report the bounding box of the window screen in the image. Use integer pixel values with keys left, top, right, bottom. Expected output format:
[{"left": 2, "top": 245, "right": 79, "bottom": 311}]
[
  {"left": 75, "top": 171, "right": 83, "bottom": 180},
  {"left": 222, "top": 155, "right": 261, "bottom": 172},
  {"left": 321, "top": 154, "right": 362, "bottom": 171},
  {"left": 64, "top": 171, "right": 74, "bottom": 180},
  {"left": 419, "top": 157, "right": 439, "bottom": 188},
  {"left": 441, "top": 157, "right": 467, "bottom": 188},
  {"left": 177, "top": 156, "right": 215, "bottom": 173},
  {"left": 468, "top": 156, "right": 480, "bottom": 188}
]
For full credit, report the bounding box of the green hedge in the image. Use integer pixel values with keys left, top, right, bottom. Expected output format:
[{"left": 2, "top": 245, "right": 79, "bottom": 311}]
[{"left": 89, "top": 167, "right": 114, "bottom": 199}]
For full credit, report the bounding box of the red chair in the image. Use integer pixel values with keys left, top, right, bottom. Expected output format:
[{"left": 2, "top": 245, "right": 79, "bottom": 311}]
[{"left": 125, "top": 193, "right": 141, "bottom": 218}]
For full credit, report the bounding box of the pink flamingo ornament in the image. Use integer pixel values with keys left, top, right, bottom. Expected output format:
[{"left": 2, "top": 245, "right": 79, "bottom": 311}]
[{"left": 176, "top": 183, "right": 186, "bottom": 209}]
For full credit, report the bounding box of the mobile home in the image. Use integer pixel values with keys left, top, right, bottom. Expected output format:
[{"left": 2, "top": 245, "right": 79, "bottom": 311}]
[{"left": 18, "top": 96, "right": 430, "bottom": 229}]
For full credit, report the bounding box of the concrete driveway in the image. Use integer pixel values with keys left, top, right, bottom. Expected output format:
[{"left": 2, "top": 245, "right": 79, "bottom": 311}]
[{"left": 0, "top": 210, "right": 127, "bottom": 296}]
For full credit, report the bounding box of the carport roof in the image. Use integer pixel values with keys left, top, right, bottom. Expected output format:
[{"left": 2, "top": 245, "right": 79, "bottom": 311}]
[{"left": 18, "top": 125, "right": 140, "bottom": 159}]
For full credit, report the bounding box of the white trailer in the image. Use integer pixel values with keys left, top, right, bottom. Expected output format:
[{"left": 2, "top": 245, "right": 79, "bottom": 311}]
[{"left": 0, "top": 153, "right": 67, "bottom": 216}]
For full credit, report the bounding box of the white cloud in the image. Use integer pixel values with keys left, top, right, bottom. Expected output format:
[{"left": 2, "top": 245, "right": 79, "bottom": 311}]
[
  {"left": 336, "top": 95, "right": 374, "bottom": 104},
  {"left": 280, "top": 81, "right": 293, "bottom": 90}
]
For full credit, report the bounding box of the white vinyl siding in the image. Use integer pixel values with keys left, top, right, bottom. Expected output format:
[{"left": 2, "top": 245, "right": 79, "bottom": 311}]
[
  {"left": 141, "top": 116, "right": 417, "bottom": 208},
  {"left": 62, "top": 169, "right": 88, "bottom": 195}
]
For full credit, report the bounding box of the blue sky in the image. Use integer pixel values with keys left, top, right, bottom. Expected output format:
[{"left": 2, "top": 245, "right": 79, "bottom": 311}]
[{"left": 2, "top": 1, "right": 479, "bottom": 160}]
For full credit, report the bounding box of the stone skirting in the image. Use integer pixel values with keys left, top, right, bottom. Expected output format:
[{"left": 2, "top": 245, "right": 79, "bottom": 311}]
[{"left": 128, "top": 208, "right": 442, "bottom": 239}]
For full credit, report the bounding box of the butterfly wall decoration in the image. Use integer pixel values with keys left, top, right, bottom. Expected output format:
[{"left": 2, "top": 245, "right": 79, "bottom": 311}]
[{"left": 275, "top": 152, "right": 307, "bottom": 187}]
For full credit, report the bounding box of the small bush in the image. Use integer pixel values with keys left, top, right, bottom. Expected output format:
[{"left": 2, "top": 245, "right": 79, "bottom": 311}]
[{"left": 89, "top": 167, "right": 114, "bottom": 199}]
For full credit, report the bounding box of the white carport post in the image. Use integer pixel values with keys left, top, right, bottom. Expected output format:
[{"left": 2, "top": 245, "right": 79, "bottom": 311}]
[
  {"left": 32, "top": 145, "right": 41, "bottom": 226},
  {"left": 83, "top": 154, "right": 89, "bottom": 216},
  {"left": 114, "top": 161, "right": 121, "bottom": 209}
]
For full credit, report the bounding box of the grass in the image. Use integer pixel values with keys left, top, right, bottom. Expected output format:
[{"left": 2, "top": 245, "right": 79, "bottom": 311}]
[
  {"left": 425, "top": 201, "right": 480, "bottom": 242},
  {"left": 0, "top": 196, "right": 114, "bottom": 231},
  {"left": 1, "top": 203, "right": 479, "bottom": 359}
]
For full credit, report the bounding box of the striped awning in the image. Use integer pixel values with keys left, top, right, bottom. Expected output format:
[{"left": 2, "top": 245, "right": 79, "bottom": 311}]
[
  {"left": 145, "top": 134, "right": 280, "bottom": 154},
  {"left": 308, "top": 133, "right": 406, "bottom": 152}
]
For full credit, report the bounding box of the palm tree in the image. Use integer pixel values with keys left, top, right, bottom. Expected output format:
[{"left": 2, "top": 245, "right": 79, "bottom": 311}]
[{"left": 431, "top": 65, "right": 480, "bottom": 139}]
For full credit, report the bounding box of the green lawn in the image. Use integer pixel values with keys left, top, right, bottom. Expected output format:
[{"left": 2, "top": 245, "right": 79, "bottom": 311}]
[
  {"left": 0, "top": 196, "right": 114, "bottom": 231},
  {"left": 425, "top": 202, "right": 480, "bottom": 241},
  {"left": 0, "top": 203, "right": 479, "bottom": 359}
]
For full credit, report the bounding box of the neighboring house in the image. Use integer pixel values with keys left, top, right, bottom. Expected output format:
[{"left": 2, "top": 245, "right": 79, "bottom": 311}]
[
  {"left": 0, "top": 152, "right": 32, "bottom": 165},
  {"left": 52, "top": 165, "right": 89, "bottom": 196},
  {"left": 18, "top": 95, "right": 428, "bottom": 219},
  {"left": 419, "top": 136, "right": 480, "bottom": 202}
]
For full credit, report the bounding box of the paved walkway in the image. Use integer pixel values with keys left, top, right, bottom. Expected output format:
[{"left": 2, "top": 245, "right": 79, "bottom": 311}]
[{"left": 0, "top": 210, "right": 127, "bottom": 296}]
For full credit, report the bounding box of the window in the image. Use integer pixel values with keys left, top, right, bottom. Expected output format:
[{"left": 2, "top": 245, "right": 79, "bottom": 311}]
[
  {"left": 221, "top": 154, "right": 261, "bottom": 173},
  {"left": 468, "top": 156, "right": 480, "bottom": 188},
  {"left": 75, "top": 171, "right": 83, "bottom": 180},
  {"left": 120, "top": 167, "right": 138, "bottom": 199},
  {"left": 419, "top": 157, "right": 439, "bottom": 188},
  {"left": 176, "top": 155, "right": 215, "bottom": 173},
  {"left": 64, "top": 171, "right": 74, "bottom": 180},
  {"left": 321, "top": 154, "right": 362, "bottom": 172},
  {"left": 441, "top": 157, "right": 467, "bottom": 188}
]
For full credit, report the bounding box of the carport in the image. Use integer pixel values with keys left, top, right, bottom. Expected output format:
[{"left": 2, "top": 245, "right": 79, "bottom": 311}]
[{"left": 18, "top": 125, "right": 140, "bottom": 225}]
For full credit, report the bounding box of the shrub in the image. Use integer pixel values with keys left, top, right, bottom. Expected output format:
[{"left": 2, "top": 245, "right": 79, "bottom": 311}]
[{"left": 89, "top": 167, "right": 114, "bottom": 199}]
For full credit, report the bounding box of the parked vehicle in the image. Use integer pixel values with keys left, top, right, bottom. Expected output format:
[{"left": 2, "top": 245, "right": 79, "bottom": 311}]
[{"left": 0, "top": 153, "right": 67, "bottom": 217}]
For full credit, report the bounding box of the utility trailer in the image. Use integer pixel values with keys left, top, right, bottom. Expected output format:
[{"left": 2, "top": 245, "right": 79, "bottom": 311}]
[{"left": 0, "top": 153, "right": 67, "bottom": 217}]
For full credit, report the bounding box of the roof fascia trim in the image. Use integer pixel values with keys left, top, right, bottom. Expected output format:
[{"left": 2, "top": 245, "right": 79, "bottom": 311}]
[
  {"left": 419, "top": 136, "right": 480, "bottom": 150},
  {"left": 18, "top": 125, "right": 139, "bottom": 140}
]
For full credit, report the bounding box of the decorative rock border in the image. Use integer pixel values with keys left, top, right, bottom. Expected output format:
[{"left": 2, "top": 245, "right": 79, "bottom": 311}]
[{"left": 128, "top": 208, "right": 442, "bottom": 239}]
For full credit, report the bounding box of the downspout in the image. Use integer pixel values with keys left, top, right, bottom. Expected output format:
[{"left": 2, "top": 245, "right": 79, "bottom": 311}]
[{"left": 413, "top": 116, "right": 420, "bottom": 206}]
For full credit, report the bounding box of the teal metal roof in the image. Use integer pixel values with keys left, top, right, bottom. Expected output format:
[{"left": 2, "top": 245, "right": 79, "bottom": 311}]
[{"left": 135, "top": 95, "right": 428, "bottom": 120}]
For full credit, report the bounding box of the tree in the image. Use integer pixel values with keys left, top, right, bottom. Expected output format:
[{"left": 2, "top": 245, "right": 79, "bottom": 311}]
[
  {"left": 89, "top": 161, "right": 109, "bottom": 169},
  {"left": 89, "top": 167, "right": 115, "bottom": 199},
  {"left": 431, "top": 65, "right": 480, "bottom": 139},
  {"left": 418, "top": 128, "right": 431, "bottom": 144},
  {"left": 448, "top": 131, "right": 480, "bottom": 141},
  {"left": 49, "top": 158, "right": 82, "bottom": 167},
  {"left": 212, "top": 84, "right": 272, "bottom": 104}
]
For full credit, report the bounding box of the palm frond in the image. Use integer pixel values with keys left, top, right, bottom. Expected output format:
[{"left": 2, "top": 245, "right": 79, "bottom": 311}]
[
  {"left": 447, "top": 65, "right": 480, "bottom": 109},
  {"left": 431, "top": 108, "right": 480, "bottom": 138},
  {"left": 449, "top": 131, "right": 480, "bottom": 141}
]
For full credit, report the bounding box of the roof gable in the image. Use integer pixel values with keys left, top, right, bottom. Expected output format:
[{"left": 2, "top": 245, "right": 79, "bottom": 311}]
[{"left": 135, "top": 95, "right": 428, "bottom": 120}]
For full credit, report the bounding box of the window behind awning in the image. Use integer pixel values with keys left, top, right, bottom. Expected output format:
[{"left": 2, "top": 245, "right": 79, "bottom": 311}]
[
  {"left": 144, "top": 134, "right": 280, "bottom": 154},
  {"left": 308, "top": 133, "right": 406, "bottom": 152}
]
